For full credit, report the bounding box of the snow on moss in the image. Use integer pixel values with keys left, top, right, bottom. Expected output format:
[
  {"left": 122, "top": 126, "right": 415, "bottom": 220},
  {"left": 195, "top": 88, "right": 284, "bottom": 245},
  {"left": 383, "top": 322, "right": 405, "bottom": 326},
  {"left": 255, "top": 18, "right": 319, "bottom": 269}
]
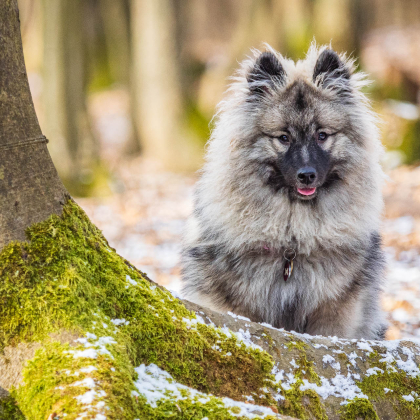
[
  {"left": 133, "top": 363, "right": 277, "bottom": 418},
  {"left": 251, "top": 318, "right": 420, "bottom": 418}
]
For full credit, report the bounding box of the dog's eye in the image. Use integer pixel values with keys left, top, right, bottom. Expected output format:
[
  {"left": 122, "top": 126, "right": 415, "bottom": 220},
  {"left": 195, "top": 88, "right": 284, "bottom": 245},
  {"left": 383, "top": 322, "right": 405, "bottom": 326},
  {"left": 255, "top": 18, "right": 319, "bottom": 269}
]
[
  {"left": 279, "top": 134, "right": 289, "bottom": 144},
  {"left": 318, "top": 132, "right": 328, "bottom": 142}
]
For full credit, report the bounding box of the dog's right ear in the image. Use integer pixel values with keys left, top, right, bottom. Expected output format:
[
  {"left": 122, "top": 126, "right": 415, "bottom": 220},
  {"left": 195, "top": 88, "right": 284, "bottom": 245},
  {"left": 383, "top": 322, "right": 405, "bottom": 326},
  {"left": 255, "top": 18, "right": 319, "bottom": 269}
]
[{"left": 247, "top": 52, "right": 285, "bottom": 96}]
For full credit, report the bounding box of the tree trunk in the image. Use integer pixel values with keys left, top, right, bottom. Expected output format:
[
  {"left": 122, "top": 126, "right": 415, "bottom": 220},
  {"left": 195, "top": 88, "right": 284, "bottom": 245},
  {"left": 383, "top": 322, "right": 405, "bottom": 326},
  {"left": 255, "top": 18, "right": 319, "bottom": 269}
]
[
  {"left": 130, "top": 0, "right": 202, "bottom": 171},
  {"left": 99, "top": 0, "right": 141, "bottom": 155},
  {"left": 0, "top": 2, "right": 418, "bottom": 419},
  {"left": 42, "top": 0, "right": 99, "bottom": 195},
  {"left": 99, "top": 0, "right": 131, "bottom": 87},
  {"left": 130, "top": 0, "right": 182, "bottom": 168},
  {"left": 0, "top": 0, "right": 66, "bottom": 249}
]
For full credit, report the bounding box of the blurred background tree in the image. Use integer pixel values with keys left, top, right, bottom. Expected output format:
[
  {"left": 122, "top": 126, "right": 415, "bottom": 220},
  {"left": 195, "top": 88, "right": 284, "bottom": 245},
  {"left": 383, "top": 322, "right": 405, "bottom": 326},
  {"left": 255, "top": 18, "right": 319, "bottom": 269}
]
[
  {"left": 17, "top": 0, "right": 420, "bottom": 196},
  {"left": 42, "top": 0, "right": 103, "bottom": 197}
]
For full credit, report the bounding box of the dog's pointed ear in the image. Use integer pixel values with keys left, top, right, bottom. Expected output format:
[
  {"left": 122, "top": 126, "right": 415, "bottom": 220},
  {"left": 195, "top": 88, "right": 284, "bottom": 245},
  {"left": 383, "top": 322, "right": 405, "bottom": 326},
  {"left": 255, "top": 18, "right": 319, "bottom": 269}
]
[
  {"left": 313, "top": 49, "right": 350, "bottom": 92},
  {"left": 247, "top": 52, "right": 285, "bottom": 96}
]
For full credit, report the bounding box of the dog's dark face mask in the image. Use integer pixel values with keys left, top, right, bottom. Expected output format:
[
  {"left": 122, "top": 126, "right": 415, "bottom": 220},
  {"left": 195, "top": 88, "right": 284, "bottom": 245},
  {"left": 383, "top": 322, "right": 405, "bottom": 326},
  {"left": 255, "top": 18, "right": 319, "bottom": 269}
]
[{"left": 246, "top": 49, "right": 361, "bottom": 201}]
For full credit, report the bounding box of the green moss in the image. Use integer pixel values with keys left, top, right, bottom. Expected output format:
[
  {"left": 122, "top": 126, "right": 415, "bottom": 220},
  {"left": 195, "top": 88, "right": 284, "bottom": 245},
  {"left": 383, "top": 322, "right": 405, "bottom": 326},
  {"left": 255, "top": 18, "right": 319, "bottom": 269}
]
[
  {"left": 336, "top": 352, "right": 349, "bottom": 362},
  {"left": 285, "top": 338, "right": 309, "bottom": 353},
  {"left": 281, "top": 388, "right": 326, "bottom": 420},
  {"left": 334, "top": 349, "right": 420, "bottom": 419},
  {"left": 0, "top": 395, "right": 25, "bottom": 420},
  {"left": 135, "top": 394, "right": 278, "bottom": 420},
  {"left": 357, "top": 356, "right": 420, "bottom": 420},
  {"left": 277, "top": 352, "right": 327, "bottom": 420},
  {"left": 278, "top": 337, "right": 327, "bottom": 419},
  {"left": 13, "top": 339, "right": 279, "bottom": 420},
  {"left": 12, "top": 340, "right": 138, "bottom": 420},
  {"left": 294, "top": 355, "right": 322, "bottom": 386},
  {"left": 0, "top": 199, "right": 278, "bottom": 418},
  {"left": 261, "top": 331, "right": 274, "bottom": 347},
  {"left": 340, "top": 398, "right": 379, "bottom": 420}
]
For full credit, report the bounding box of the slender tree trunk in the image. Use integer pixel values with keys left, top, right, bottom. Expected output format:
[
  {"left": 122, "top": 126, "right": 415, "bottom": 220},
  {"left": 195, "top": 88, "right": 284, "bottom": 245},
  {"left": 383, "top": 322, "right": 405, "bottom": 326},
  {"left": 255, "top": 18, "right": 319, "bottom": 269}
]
[
  {"left": 131, "top": 0, "right": 203, "bottom": 170},
  {"left": 99, "top": 0, "right": 141, "bottom": 154},
  {"left": 41, "top": 0, "right": 70, "bottom": 176},
  {"left": 99, "top": 0, "right": 131, "bottom": 86},
  {"left": 42, "top": 0, "right": 99, "bottom": 194},
  {"left": 0, "top": 0, "right": 66, "bottom": 250},
  {"left": 130, "top": 0, "right": 182, "bottom": 167}
]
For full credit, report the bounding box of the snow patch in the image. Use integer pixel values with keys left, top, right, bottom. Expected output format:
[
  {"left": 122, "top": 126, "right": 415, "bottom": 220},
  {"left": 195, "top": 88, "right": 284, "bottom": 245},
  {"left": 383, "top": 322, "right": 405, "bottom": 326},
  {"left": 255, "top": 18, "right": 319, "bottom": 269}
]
[
  {"left": 227, "top": 311, "right": 251, "bottom": 322},
  {"left": 126, "top": 274, "right": 137, "bottom": 286},
  {"left": 299, "top": 373, "right": 368, "bottom": 403},
  {"left": 111, "top": 318, "right": 129, "bottom": 326},
  {"left": 322, "top": 354, "right": 340, "bottom": 371},
  {"left": 134, "top": 363, "right": 276, "bottom": 418},
  {"left": 366, "top": 367, "right": 384, "bottom": 376},
  {"left": 356, "top": 340, "right": 374, "bottom": 354}
]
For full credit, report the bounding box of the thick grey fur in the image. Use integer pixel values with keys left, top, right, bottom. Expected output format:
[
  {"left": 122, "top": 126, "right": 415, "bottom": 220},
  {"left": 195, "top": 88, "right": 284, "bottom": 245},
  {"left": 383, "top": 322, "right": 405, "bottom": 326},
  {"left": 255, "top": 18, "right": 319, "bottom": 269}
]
[{"left": 181, "top": 44, "right": 387, "bottom": 340}]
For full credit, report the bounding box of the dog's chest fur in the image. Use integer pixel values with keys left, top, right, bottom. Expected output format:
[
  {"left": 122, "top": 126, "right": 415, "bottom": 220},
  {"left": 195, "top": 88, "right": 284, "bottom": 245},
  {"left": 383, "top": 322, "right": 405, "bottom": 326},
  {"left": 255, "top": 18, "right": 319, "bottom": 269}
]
[{"left": 183, "top": 210, "right": 375, "bottom": 324}]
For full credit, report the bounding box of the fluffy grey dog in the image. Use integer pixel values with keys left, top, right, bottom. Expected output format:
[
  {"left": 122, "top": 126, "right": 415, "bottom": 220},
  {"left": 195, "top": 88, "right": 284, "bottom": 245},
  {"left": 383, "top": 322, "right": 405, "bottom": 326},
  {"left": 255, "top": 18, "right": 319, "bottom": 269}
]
[{"left": 181, "top": 44, "right": 387, "bottom": 340}]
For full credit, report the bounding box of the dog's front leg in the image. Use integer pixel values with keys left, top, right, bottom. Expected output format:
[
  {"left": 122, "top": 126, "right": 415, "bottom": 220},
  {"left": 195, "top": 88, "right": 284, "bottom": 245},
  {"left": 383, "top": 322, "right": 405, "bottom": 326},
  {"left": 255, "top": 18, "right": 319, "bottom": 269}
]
[{"left": 304, "top": 294, "right": 364, "bottom": 339}]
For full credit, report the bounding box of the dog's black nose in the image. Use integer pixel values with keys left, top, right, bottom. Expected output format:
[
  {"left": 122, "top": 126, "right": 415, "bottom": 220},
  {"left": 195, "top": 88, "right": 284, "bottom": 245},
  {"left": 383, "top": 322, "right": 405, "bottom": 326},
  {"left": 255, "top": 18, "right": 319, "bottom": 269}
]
[{"left": 297, "top": 167, "right": 317, "bottom": 185}]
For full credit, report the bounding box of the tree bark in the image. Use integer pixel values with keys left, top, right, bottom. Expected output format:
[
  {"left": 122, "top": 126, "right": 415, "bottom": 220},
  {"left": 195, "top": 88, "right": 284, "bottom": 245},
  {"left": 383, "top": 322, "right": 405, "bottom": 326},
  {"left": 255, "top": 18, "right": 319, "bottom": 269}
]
[{"left": 0, "top": 0, "right": 66, "bottom": 250}]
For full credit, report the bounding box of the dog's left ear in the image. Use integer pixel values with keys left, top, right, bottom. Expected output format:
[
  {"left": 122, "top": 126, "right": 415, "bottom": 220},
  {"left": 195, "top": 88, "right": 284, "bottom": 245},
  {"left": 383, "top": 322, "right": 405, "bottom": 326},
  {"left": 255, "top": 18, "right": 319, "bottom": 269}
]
[{"left": 313, "top": 49, "right": 351, "bottom": 92}]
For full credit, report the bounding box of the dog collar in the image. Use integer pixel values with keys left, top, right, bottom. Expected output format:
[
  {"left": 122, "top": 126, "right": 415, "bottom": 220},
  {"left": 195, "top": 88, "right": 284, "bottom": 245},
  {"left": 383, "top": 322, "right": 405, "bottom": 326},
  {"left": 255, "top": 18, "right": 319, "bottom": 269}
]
[{"left": 283, "top": 248, "right": 296, "bottom": 282}]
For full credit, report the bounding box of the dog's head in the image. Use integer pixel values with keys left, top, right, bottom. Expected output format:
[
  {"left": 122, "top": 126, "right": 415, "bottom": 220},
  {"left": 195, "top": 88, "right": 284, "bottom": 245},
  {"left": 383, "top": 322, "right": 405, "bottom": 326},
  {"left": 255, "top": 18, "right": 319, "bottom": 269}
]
[{"left": 229, "top": 46, "right": 379, "bottom": 202}]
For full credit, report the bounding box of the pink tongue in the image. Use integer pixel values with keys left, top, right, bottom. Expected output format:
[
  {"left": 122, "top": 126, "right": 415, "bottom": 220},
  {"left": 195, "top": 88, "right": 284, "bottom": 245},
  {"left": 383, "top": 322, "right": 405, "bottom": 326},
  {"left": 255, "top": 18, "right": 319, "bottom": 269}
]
[{"left": 297, "top": 187, "right": 316, "bottom": 196}]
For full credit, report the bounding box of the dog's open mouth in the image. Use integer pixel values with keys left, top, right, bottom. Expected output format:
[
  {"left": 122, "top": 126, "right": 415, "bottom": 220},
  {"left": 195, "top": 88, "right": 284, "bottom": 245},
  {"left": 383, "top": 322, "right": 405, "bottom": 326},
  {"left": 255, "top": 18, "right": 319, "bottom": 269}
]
[{"left": 297, "top": 187, "right": 316, "bottom": 196}]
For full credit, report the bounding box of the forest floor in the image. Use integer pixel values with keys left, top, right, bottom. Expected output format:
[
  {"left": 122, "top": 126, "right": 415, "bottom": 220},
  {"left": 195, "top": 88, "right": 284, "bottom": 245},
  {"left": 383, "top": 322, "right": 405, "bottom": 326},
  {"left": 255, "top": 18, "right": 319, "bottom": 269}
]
[{"left": 76, "top": 157, "right": 420, "bottom": 342}]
